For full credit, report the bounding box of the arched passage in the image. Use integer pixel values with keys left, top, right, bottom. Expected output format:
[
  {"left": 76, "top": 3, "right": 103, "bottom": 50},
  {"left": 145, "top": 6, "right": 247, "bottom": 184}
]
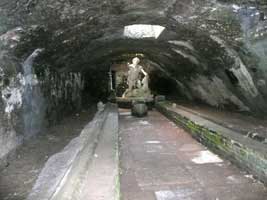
[{"left": 1, "top": 0, "right": 267, "bottom": 199}]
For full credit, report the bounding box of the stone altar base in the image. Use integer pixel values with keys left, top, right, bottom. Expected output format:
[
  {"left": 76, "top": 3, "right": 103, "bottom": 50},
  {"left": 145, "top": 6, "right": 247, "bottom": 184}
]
[{"left": 116, "top": 97, "right": 154, "bottom": 109}]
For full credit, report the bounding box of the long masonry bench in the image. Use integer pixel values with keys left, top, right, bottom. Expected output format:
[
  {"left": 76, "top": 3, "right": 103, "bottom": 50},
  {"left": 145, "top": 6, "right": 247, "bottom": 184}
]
[
  {"left": 156, "top": 101, "right": 267, "bottom": 185},
  {"left": 27, "top": 103, "right": 120, "bottom": 200}
]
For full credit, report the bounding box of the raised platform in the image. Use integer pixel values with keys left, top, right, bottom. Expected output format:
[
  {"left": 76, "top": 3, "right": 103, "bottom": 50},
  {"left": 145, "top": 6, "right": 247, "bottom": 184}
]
[
  {"left": 156, "top": 101, "right": 267, "bottom": 185},
  {"left": 116, "top": 97, "right": 154, "bottom": 109}
]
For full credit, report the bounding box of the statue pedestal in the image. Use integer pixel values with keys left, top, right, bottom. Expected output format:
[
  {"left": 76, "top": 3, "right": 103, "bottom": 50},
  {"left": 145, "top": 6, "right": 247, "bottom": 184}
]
[
  {"left": 123, "top": 88, "right": 152, "bottom": 99},
  {"left": 116, "top": 97, "right": 154, "bottom": 109}
]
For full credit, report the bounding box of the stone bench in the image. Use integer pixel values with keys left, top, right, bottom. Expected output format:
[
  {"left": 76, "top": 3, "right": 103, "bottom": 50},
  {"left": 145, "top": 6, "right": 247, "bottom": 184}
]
[
  {"left": 156, "top": 101, "right": 267, "bottom": 185},
  {"left": 27, "top": 103, "right": 119, "bottom": 200}
]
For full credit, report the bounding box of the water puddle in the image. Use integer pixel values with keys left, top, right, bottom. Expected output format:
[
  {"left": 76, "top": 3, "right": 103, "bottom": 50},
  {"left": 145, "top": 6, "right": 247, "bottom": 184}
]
[
  {"left": 145, "top": 141, "right": 161, "bottom": 144},
  {"left": 191, "top": 150, "right": 223, "bottom": 164},
  {"left": 139, "top": 120, "right": 151, "bottom": 125},
  {"left": 155, "top": 188, "right": 199, "bottom": 200}
]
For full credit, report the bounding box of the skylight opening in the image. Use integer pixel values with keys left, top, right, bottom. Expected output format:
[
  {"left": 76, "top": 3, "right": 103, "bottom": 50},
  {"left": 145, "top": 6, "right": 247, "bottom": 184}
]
[{"left": 123, "top": 24, "right": 165, "bottom": 39}]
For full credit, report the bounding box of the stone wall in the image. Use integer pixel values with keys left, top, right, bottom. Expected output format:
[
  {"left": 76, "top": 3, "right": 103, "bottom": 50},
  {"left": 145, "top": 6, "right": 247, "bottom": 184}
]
[
  {"left": 0, "top": 29, "right": 85, "bottom": 165},
  {"left": 38, "top": 68, "right": 84, "bottom": 125},
  {"left": 0, "top": 66, "right": 84, "bottom": 166},
  {"left": 0, "top": 28, "right": 25, "bottom": 166}
]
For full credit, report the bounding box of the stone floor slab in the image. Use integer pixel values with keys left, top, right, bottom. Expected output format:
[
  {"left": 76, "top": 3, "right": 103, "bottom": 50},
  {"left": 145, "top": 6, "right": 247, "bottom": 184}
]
[{"left": 119, "top": 109, "right": 267, "bottom": 200}]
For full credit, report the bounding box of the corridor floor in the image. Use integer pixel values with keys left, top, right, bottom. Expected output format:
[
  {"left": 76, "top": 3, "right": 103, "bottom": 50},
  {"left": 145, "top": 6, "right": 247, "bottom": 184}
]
[{"left": 119, "top": 109, "right": 267, "bottom": 200}]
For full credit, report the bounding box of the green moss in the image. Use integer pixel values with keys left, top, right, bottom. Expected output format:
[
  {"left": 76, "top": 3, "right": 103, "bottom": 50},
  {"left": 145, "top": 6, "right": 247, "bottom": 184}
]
[
  {"left": 186, "top": 121, "right": 198, "bottom": 131},
  {"left": 242, "top": 150, "right": 250, "bottom": 161},
  {"left": 205, "top": 131, "right": 222, "bottom": 145},
  {"left": 115, "top": 132, "right": 120, "bottom": 200},
  {"left": 115, "top": 173, "right": 120, "bottom": 200}
]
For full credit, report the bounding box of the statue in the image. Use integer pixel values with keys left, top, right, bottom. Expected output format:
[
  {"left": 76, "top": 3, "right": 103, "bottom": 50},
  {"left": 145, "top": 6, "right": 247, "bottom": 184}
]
[{"left": 122, "top": 57, "right": 152, "bottom": 98}]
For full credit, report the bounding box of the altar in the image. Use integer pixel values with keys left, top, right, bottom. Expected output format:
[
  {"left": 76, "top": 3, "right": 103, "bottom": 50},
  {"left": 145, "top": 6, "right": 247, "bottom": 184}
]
[{"left": 116, "top": 96, "right": 154, "bottom": 109}]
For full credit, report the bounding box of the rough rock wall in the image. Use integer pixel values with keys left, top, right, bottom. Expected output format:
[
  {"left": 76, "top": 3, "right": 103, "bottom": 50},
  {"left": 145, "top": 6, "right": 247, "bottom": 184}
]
[
  {"left": 0, "top": 28, "right": 25, "bottom": 165},
  {"left": 0, "top": 28, "right": 84, "bottom": 164},
  {"left": 38, "top": 68, "right": 84, "bottom": 125}
]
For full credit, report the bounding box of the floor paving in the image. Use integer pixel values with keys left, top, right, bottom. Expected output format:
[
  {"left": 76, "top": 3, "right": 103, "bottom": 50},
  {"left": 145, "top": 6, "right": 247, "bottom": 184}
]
[{"left": 119, "top": 109, "right": 267, "bottom": 200}]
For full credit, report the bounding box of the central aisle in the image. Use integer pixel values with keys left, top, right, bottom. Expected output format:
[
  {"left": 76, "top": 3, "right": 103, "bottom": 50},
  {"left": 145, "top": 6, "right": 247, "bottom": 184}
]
[{"left": 119, "top": 109, "right": 267, "bottom": 200}]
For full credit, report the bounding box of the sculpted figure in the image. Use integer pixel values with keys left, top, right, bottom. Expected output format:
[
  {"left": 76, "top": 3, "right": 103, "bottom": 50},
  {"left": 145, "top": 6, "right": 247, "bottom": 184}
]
[
  {"left": 122, "top": 57, "right": 151, "bottom": 98},
  {"left": 141, "top": 74, "right": 149, "bottom": 92}
]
